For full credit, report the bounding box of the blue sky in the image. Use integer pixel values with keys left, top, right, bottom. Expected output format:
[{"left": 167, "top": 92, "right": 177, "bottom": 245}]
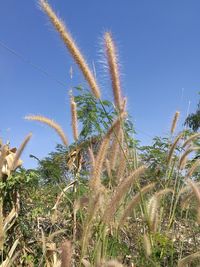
[{"left": 0, "top": 0, "right": 199, "bottom": 168}]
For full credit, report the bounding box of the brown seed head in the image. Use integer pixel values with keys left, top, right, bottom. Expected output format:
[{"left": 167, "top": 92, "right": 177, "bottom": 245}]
[
  {"left": 70, "top": 96, "right": 78, "bottom": 141},
  {"left": 104, "top": 32, "right": 122, "bottom": 110},
  {"left": 39, "top": 0, "right": 101, "bottom": 98},
  {"left": 61, "top": 240, "right": 72, "bottom": 267},
  {"left": 170, "top": 111, "right": 180, "bottom": 134},
  {"left": 25, "top": 115, "right": 68, "bottom": 146}
]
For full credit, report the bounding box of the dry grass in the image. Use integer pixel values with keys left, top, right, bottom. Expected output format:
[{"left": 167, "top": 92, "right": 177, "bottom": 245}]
[{"left": 1, "top": 1, "right": 199, "bottom": 266}]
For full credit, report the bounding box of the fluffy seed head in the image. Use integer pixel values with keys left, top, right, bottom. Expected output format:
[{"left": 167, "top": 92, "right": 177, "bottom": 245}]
[
  {"left": 104, "top": 32, "right": 122, "bottom": 110},
  {"left": 178, "top": 252, "right": 200, "bottom": 267},
  {"left": 103, "top": 165, "right": 146, "bottom": 224},
  {"left": 187, "top": 159, "right": 200, "bottom": 177},
  {"left": 179, "top": 147, "right": 200, "bottom": 169},
  {"left": 182, "top": 132, "right": 200, "bottom": 148},
  {"left": 0, "top": 145, "right": 9, "bottom": 178},
  {"left": 61, "top": 240, "right": 72, "bottom": 267},
  {"left": 170, "top": 111, "right": 180, "bottom": 134},
  {"left": 167, "top": 132, "right": 184, "bottom": 165},
  {"left": 70, "top": 96, "right": 78, "bottom": 141},
  {"left": 11, "top": 133, "right": 32, "bottom": 171},
  {"left": 143, "top": 234, "right": 152, "bottom": 256},
  {"left": 147, "top": 196, "right": 159, "bottom": 232},
  {"left": 88, "top": 147, "right": 95, "bottom": 169},
  {"left": 89, "top": 113, "right": 126, "bottom": 191},
  {"left": 39, "top": 0, "right": 101, "bottom": 99},
  {"left": 187, "top": 179, "right": 200, "bottom": 206},
  {"left": 119, "top": 183, "right": 155, "bottom": 225},
  {"left": 25, "top": 115, "right": 68, "bottom": 146}
]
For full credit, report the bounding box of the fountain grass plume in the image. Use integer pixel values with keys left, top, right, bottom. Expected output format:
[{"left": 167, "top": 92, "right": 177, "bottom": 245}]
[
  {"left": 170, "top": 111, "right": 180, "bottom": 134},
  {"left": 187, "top": 159, "right": 200, "bottom": 177},
  {"left": 167, "top": 132, "right": 184, "bottom": 165},
  {"left": 110, "top": 124, "right": 121, "bottom": 170},
  {"left": 25, "top": 115, "right": 68, "bottom": 146},
  {"left": 39, "top": 0, "right": 101, "bottom": 99},
  {"left": 89, "top": 112, "right": 126, "bottom": 191},
  {"left": 81, "top": 192, "right": 102, "bottom": 258},
  {"left": 119, "top": 182, "right": 155, "bottom": 225},
  {"left": 147, "top": 195, "right": 159, "bottom": 232},
  {"left": 106, "top": 159, "right": 112, "bottom": 180},
  {"left": 61, "top": 240, "right": 72, "bottom": 267},
  {"left": 182, "top": 132, "right": 200, "bottom": 148},
  {"left": 104, "top": 32, "right": 122, "bottom": 111},
  {"left": 102, "top": 165, "right": 146, "bottom": 224},
  {"left": 178, "top": 251, "right": 200, "bottom": 267},
  {"left": 147, "top": 188, "right": 173, "bottom": 232},
  {"left": 70, "top": 96, "right": 78, "bottom": 141},
  {"left": 0, "top": 145, "right": 9, "bottom": 178},
  {"left": 11, "top": 133, "right": 32, "bottom": 171},
  {"left": 187, "top": 179, "right": 200, "bottom": 206},
  {"left": 116, "top": 149, "right": 127, "bottom": 183},
  {"left": 88, "top": 147, "right": 95, "bottom": 169},
  {"left": 179, "top": 147, "right": 200, "bottom": 169},
  {"left": 143, "top": 234, "right": 152, "bottom": 256}
]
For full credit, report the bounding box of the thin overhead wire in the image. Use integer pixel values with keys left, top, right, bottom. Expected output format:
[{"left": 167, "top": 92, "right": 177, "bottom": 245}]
[
  {"left": 0, "top": 39, "right": 154, "bottom": 141},
  {"left": 0, "top": 40, "right": 67, "bottom": 88}
]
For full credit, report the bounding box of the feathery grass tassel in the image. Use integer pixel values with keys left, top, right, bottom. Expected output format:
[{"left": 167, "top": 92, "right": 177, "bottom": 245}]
[
  {"left": 109, "top": 124, "right": 121, "bottom": 170},
  {"left": 147, "top": 196, "right": 159, "bottom": 232},
  {"left": 106, "top": 159, "right": 112, "bottom": 180},
  {"left": 170, "top": 111, "right": 180, "bottom": 134},
  {"left": 70, "top": 96, "right": 78, "bottom": 141},
  {"left": 179, "top": 147, "right": 200, "bottom": 169},
  {"left": 81, "top": 193, "right": 101, "bottom": 258},
  {"left": 147, "top": 189, "right": 173, "bottom": 232},
  {"left": 187, "top": 159, "right": 200, "bottom": 177},
  {"left": 167, "top": 132, "right": 184, "bottom": 165},
  {"left": 182, "top": 132, "right": 200, "bottom": 148},
  {"left": 11, "top": 133, "right": 32, "bottom": 171},
  {"left": 103, "top": 165, "right": 146, "bottom": 224},
  {"left": 0, "top": 145, "right": 9, "bottom": 178},
  {"left": 25, "top": 115, "right": 68, "bottom": 146},
  {"left": 88, "top": 147, "right": 95, "bottom": 169},
  {"left": 61, "top": 240, "right": 72, "bottom": 267},
  {"left": 119, "top": 183, "right": 155, "bottom": 225},
  {"left": 39, "top": 0, "right": 101, "bottom": 99},
  {"left": 116, "top": 148, "right": 127, "bottom": 183},
  {"left": 178, "top": 251, "right": 200, "bottom": 267},
  {"left": 143, "top": 234, "right": 152, "bottom": 256},
  {"left": 187, "top": 179, "right": 200, "bottom": 205},
  {"left": 89, "top": 113, "right": 126, "bottom": 191},
  {"left": 104, "top": 32, "right": 122, "bottom": 111}
]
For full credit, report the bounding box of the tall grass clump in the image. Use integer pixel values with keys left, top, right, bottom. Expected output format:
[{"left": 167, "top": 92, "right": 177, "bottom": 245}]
[{"left": 0, "top": 1, "right": 199, "bottom": 266}]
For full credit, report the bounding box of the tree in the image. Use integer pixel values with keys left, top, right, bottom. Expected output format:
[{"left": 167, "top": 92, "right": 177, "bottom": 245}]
[{"left": 185, "top": 95, "right": 200, "bottom": 132}]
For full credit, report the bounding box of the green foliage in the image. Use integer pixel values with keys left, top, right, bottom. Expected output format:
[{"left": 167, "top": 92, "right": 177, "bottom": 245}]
[
  {"left": 106, "top": 235, "right": 131, "bottom": 259},
  {"left": 74, "top": 87, "right": 136, "bottom": 147},
  {"left": 34, "top": 144, "right": 68, "bottom": 184},
  {"left": 151, "top": 233, "right": 174, "bottom": 262},
  {"left": 74, "top": 86, "right": 115, "bottom": 139},
  {"left": 185, "top": 94, "right": 200, "bottom": 132},
  {"left": 140, "top": 136, "right": 170, "bottom": 169},
  {"left": 1, "top": 168, "right": 39, "bottom": 189},
  {"left": 1, "top": 87, "right": 199, "bottom": 266}
]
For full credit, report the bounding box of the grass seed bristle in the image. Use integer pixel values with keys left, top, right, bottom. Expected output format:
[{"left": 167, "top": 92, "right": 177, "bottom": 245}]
[
  {"left": 39, "top": 0, "right": 101, "bottom": 99},
  {"left": 104, "top": 32, "right": 122, "bottom": 111},
  {"left": 25, "top": 115, "right": 68, "bottom": 146}
]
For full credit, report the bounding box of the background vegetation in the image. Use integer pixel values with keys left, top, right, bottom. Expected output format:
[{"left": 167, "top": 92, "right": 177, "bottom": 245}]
[{"left": 0, "top": 1, "right": 200, "bottom": 266}]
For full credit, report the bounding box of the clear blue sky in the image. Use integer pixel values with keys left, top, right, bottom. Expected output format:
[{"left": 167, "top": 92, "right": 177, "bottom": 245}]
[{"left": 0, "top": 0, "right": 199, "bottom": 168}]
